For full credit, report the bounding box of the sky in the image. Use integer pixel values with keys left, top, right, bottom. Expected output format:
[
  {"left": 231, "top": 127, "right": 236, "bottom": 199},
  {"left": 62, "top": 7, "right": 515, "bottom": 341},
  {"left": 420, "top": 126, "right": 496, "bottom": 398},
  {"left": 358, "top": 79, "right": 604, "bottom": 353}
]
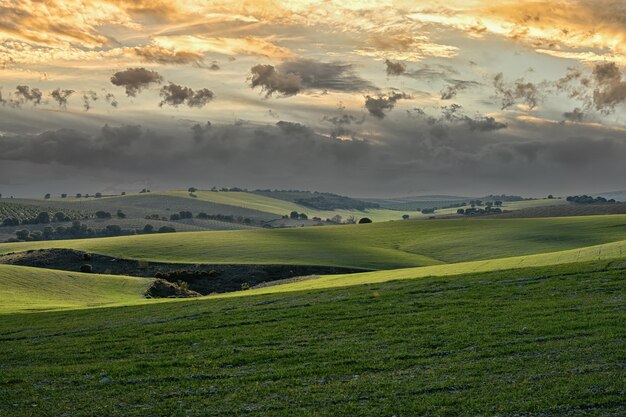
[{"left": 0, "top": 0, "right": 625, "bottom": 198}]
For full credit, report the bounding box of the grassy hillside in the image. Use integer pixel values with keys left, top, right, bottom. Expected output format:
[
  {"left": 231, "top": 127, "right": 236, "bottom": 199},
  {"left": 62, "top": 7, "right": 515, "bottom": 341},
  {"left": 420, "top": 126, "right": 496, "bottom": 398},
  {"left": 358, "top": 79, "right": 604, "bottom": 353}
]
[
  {"left": 230, "top": 238, "right": 626, "bottom": 297},
  {"left": 0, "top": 264, "right": 153, "bottom": 313},
  {"left": 2, "top": 238, "right": 624, "bottom": 313},
  {"left": 1, "top": 260, "right": 623, "bottom": 415},
  {"left": 1, "top": 215, "right": 625, "bottom": 269}
]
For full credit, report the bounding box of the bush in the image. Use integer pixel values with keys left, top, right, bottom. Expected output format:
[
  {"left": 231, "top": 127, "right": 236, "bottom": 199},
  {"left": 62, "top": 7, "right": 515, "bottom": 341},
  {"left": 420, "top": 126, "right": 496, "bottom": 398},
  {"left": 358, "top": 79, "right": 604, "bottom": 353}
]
[
  {"left": 158, "top": 226, "right": 176, "bottom": 233},
  {"left": 80, "top": 264, "right": 93, "bottom": 273},
  {"left": 358, "top": 217, "right": 372, "bottom": 224}
]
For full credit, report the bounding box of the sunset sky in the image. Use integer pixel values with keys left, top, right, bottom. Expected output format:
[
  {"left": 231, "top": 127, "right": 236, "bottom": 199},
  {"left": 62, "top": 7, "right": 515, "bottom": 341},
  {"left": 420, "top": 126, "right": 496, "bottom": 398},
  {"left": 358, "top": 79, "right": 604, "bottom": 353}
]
[{"left": 1, "top": 0, "right": 625, "bottom": 197}]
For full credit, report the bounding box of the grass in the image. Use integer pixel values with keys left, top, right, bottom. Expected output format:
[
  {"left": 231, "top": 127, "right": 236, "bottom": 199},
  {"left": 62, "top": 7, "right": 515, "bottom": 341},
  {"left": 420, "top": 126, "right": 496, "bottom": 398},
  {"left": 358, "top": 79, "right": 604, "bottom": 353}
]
[
  {"left": 0, "top": 260, "right": 623, "bottom": 416},
  {"left": 229, "top": 238, "right": 626, "bottom": 297},
  {"left": 0, "top": 264, "right": 153, "bottom": 313},
  {"left": 1, "top": 215, "right": 625, "bottom": 269}
]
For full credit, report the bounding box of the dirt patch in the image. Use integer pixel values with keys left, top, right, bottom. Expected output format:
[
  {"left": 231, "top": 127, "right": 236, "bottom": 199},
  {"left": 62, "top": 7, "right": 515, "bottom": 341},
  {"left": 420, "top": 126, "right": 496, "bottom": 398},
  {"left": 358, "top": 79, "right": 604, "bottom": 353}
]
[{"left": 0, "top": 249, "right": 369, "bottom": 296}]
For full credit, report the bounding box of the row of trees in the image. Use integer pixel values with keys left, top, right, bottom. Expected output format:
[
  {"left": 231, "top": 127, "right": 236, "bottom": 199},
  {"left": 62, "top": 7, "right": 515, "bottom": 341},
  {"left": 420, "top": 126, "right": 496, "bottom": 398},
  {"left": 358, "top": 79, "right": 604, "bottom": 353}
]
[
  {"left": 566, "top": 195, "right": 617, "bottom": 204},
  {"left": 144, "top": 211, "right": 255, "bottom": 225},
  {"left": 7, "top": 221, "right": 175, "bottom": 242},
  {"left": 1, "top": 211, "right": 74, "bottom": 227},
  {"left": 457, "top": 207, "right": 503, "bottom": 216}
]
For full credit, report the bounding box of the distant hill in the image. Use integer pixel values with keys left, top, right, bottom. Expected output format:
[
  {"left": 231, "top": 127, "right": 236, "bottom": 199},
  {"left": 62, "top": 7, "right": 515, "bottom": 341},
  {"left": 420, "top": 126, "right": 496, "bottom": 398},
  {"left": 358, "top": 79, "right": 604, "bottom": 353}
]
[{"left": 253, "top": 190, "right": 379, "bottom": 211}]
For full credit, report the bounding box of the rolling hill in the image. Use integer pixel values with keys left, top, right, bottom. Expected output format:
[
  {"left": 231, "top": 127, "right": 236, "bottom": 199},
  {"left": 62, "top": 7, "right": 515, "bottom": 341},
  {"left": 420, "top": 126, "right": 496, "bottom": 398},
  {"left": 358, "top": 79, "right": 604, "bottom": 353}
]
[
  {"left": 0, "top": 264, "right": 153, "bottom": 313},
  {"left": 0, "top": 260, "right": 623, "bottom": 415},
  {"left": 1, "top": 215, "right": 625, "bottom": 270}
]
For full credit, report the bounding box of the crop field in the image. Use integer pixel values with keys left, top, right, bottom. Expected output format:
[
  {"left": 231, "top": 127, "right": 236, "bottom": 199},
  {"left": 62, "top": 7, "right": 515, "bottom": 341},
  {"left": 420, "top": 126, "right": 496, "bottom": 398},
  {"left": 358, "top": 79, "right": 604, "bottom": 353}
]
[
  {"left": 0, "top": 260, "right": 624, "bottom": 416},
  {"left": 0, "top": 200, "right": 89, "bottom": 222},
  {"left": 1, "top": 214, "right": 625, "bottom": 269}
]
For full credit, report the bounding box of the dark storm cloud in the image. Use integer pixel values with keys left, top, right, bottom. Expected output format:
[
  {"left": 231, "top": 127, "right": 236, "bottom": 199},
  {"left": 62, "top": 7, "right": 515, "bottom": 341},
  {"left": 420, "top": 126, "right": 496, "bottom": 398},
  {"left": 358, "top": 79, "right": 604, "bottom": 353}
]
[
  {"left": 364, "top": 92, "right": 410, "bottom": 118},
  {"left": 440, "top": 79, "right": 481, "bottom": 100},
  {"left": 250, "top": 59, "right": 376, "bottom": 97},
  {"left": 110, "top": 68, "right": 164, "bottom": 97},
  {"left": 1, "top": 116, "right": 625, "bottom": 196},
  {"left": 159, "top": 83, "right": 215, "bottom": 108},
  {"left": 15, "top": 85, "right": 43, "bottom": 105},
  {"left": 493, "top": 73, "right": 543, "bottom": 110},
  {"left": 50, "top": 89, "right": 75, "bottom": 109}
]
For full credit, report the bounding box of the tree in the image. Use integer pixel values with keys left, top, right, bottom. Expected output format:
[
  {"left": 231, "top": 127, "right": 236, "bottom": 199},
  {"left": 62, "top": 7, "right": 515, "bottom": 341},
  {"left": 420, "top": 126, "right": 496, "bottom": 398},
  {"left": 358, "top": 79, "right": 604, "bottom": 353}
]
[
  {"left": 44, "top": 193, "right": 51, "bottom": 199},
  {"left": 457, "top": 208, "right": 465, "bottom": 214},
  {"left": 43, "top": 226, "right": 54, "bottom": 239},
  {"left": 169, "top": 213, "right": 180, "bottom": 221},
  {"left": 188, "top": 187, "right": 197, "bottom": 193},
  {"left": 15, "top": 229, "right": 30, "bottom": 240},
  {"left": 289, "top": 211, "right": 299, "bottom": 219},
  {"left": 76, "top": 193, "right": 82, "bottom": 198},
  {"left": 121, "top": 192, "right": 126, "bottom": 196},
  {"left": 331, "top": 214, "right": 343, "bottom": 224},
  {"left": 358, "top": 217, "right": 372, "bottom": 224},
  {"left": 158, "top": 226, "right": 176, "bottom": 233},
  {"left": 95, "top": 211, "right": 112, "bottom": 219},
  {"left": 61, "top": 194, "right": 67, "bottom": 198},
  {"left": 95, "top": 192, "right": 102, "bottom": 198},
  {"left": 36, "top": 212, "right": 50, "bottom": 224},
  {"left": 494, "top": 201, "right": 503, "bottom": 207},
  {"left": 143, "top": 224, "right": 154, "bottom": 234},
  {"left": 402, "top": 214, "right": 410, "bottom": 220},
  {"left": 298, "top": 213, "right": 308, "bottom": 220},
  {"left": 104, "top": 225, "right": 122, "bottom": 235},
  {"left": 116, "top": 210, "right": 126, "bottom": 219},
  {"left": 2, "top": 218, "right": 19, "bottom": 227},
  {"left": 345, "top": 215, "right": 357, "bottom": 224}
]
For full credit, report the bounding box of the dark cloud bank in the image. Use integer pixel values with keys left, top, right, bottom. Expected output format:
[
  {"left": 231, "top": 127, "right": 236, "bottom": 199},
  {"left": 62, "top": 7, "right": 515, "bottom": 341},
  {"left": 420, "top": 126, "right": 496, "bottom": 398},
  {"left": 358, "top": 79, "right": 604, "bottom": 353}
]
[{"left": 1, "top": 112, "right": 624, "bottom": 197}]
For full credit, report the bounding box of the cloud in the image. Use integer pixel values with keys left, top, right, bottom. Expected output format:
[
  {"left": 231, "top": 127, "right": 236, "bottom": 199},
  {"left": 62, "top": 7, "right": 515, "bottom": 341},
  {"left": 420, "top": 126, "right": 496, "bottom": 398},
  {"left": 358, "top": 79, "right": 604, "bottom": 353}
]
[
  {"left": 50, "top": 88, "right": 74, "bottom": 109},
  {"left": 493, "top": 73, "right": 543, "bottom": 110},
  {"left": 82, "top": 90, "right": 98, "bottom": 111},
  {"left": 131, "top": 45, "right": 206, "bottom": 66},
  {"left": 249, "top": 64, "right": 302, "bottom": 97},
  {"left": 384, "top": 59, "right": 406, "bottom": 76},
  {"left": 110, "top": 68, "right": 163, "bottom": 97},
  {"left": 151, "top": 35, "right": 295, "bottom": 59},
  {"left": 440, "top": 79, "right": 481, "bottom": 100},
  {"left": 1, "top": 116, "right": 625, "bottom": 197},
  {"left": 250, "top": 59, "right": 376, "bottom": 97},
  {"left": 364, "top": 92, "right": 410, "bottom": 119},
  {"left": 159, "top": 83, "right": 215, "bottom": 108},
  {"left": 322, "top": 113, "right": 365, "bottom": 139},
  {"left": 278, "top": 59, "right": 376, "bottom": 92},
  {"left": 563, "top": 108, "right": 584, "bottom": 122},
  {"left": 104, "top": 93, "right": 118, "bottom": 108},
  {"left": 14, "top": 85, "right": 43, "bottom": 105},
  {"left": 592, "top": 62, "right": 626, "bottom": 114}
]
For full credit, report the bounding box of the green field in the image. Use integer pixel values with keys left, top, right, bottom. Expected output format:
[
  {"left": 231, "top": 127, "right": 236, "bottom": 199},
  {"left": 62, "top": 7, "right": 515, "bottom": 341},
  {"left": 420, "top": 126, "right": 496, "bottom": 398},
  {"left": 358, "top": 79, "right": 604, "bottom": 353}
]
[
  {"left": 0, "top": 264, "right": 152, "bottom": 313},
  {"left": 1, "top": 215, "right": 625, "bottom": 269},
  {"left": 0, "top": 260, "right": 624, "bottom": 416},
  {"left": 1, "top": 212, "right": 625, "bottom": 415}
]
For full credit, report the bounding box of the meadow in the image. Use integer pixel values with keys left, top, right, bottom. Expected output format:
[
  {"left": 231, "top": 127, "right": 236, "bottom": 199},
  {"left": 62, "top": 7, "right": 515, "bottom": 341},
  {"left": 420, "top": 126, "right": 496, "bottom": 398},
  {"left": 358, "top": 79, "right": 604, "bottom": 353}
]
[{"left": 0, "top": 260, "right": 623, "bottom": 416}]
